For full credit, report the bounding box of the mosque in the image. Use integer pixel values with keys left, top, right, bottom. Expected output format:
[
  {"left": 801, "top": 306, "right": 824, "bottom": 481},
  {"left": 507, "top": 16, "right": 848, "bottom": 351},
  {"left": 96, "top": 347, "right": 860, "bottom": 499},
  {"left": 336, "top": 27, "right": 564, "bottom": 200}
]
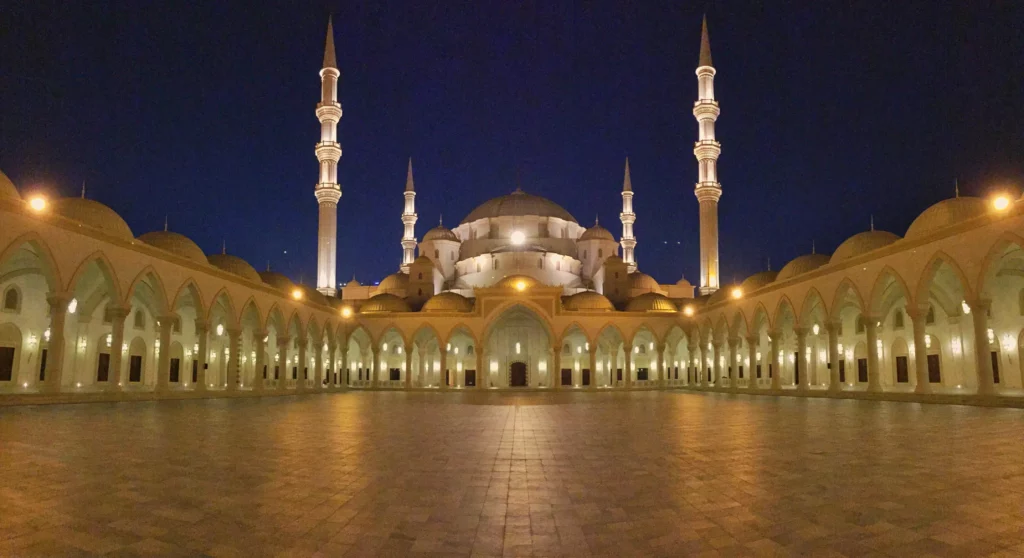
[{"left": 1, "top": 18, "right": 1022, "bottom": 401}]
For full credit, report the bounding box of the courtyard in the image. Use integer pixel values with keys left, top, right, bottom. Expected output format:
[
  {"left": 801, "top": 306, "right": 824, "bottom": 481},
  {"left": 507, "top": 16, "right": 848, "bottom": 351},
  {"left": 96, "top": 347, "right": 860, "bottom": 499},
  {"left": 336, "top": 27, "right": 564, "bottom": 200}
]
[{"left": 1, "top": 392, "right": 1023, "bottom": 557}]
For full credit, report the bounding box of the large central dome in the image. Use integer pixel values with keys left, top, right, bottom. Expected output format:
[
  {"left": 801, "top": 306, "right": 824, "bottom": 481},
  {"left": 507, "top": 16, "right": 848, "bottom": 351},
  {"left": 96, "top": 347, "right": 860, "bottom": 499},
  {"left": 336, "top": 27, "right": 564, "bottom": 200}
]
[{"left": 461, "top": 189, "right": 577, "bottom": 224}]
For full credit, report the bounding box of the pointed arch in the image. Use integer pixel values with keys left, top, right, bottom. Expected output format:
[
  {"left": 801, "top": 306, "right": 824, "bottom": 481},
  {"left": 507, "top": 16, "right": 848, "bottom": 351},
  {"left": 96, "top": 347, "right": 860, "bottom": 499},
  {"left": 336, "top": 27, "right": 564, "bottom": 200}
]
[
  {"left": 976, "top": 232, "right": 1024, "bottom": 300},
  {"left": 285, "top": 310, "right": 304, "bottom": 339},
  {"left": 124, "top": 265, "right": 170, "bottom": 316},
  {"left": 170, "top": 278, "right": 206, "bottom": 318},
  {"left": 868, "top": 265, "right": 914, "bottom": 317},
  {"left": 444, "top": 323, "right": 481, "bottom": 349},
  {"left": 559, "top": 321, "right": 591, "bottom": 345},
  {"left": 750, "top": 302, "right": 772, "bottom": 335},
  {"left": 915, "top": 251, "right": 973, "bottom": 315},
  {"left": 482, "top": 303, "right": 554, "bottom": 346},
  {"left": 712, "top": 314, "right": 730, "bottom": 343},
  {"left": 730, "top": 309, "right": 750, "bottom": 338},
  {"left": 773, "top": 295, "right": 798, "bottom": 331},
  {"left": 66, "top": 250, "right": 123, "bottom": 302},
  {"left": 206, "top": 287, "right": 239, "bottom": 330},
  {"left": 237, "top": 295, "right": 264, "bottom": 331},
  {"left": 830, "top": 278, "right": 867, "bottom": 319},
  {"left": 264, "top": 303, "right": 286, "bottom": 334},
  {"left": 0, "top": 232, "right": 63, "bottom": 291}
]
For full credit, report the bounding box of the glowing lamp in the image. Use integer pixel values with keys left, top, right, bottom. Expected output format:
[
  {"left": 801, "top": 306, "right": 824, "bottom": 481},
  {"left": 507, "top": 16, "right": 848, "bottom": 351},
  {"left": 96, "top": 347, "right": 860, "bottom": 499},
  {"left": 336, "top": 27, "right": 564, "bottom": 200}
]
[
  {"left": 515, "top": 280, "right": 526, "bottom": 292},
  {"left": 291, "top": 288, "right": 303, "bottom": 300},
  {"left": 28, "top": 195, "right": 48, "bottom": 212},
  {"left": 510, "top": 230, "right": 526, "bottom": 245},
  {"left": 731, "top": 287, "right": 743, "bottom": 300},
  {"left": 682, "top": 305, "right": 695, "bottom": 317},
  {"left": 812, "top": 324, "right": 820, "bottom": 335},
  {"left": 340, "top": 306, "right": 353, "bottom": 318},
  {"left": 992, "top": 194, "right": 1011, "bottom": 211}
]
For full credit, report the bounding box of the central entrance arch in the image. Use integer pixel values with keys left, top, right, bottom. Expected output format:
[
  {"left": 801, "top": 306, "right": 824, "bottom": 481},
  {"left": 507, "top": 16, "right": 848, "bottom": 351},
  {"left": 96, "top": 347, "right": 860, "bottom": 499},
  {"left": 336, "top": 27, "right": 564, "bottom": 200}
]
[{"left": 509, "top": 361, "right": 527, "bottom": 387}]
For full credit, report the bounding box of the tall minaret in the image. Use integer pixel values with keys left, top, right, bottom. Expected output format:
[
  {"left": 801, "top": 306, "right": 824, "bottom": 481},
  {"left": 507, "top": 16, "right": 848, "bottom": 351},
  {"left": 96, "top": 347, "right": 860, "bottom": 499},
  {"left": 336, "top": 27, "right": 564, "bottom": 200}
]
[
  {"left": 400, "top": 158, "right": 418, "bottom": 273},
  {"left": 315, "top": 17, "right": 343, "bottom": 296},
  {"left": 693, "top": 15, "right": 722, "bottom": 295},
  {"left": 619, "top": 158, "right": 637, "bottom": 273}
]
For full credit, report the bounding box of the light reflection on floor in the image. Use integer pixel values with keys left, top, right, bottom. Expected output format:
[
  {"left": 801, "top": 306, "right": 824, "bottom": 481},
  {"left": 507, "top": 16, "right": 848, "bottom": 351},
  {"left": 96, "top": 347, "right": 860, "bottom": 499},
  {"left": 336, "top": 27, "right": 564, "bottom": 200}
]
[{"left": 1, "top": 391, "right": 1023, "bottom": 556}]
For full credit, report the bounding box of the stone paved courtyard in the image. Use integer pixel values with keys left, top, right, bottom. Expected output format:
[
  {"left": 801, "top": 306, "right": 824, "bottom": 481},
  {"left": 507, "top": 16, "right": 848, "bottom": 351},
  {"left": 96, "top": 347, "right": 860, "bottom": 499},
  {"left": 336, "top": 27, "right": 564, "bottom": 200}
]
[{"left": 2, "top": 392, "right": 1024, "bottom": 557}]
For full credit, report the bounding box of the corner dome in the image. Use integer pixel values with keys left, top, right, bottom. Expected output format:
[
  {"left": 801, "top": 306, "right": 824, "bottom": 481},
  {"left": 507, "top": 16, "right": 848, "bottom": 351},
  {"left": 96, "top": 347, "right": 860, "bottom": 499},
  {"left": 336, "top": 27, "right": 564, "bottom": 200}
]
[
  {"left": 53, "top": 198, "right": 133, "bottom": 241},
  {"left": 830, "top": 230, "right": 901, "bottom": 264},
  {"left": 207, "top": 254, "right": 261, "bottom": 283},
  {"left": 462, "top": 189, "right": 576, "bottom": 224},
  {"left": 360, "top": 293, "right": 411, "bottom": 314},
  {"left": 377, "top": 272, "right": 409, "bottom": 293},
  {"left": 423, "top": 224, "right": 460, "bottom": 242},
  {"left": 0, "top": 169, "right": 20, "bottom": 200},
  {"left": 579, "top": 223, "right": 614, "bottom": 241},
  {"left": 495, "top": 275, "right": 543, "bottom": 289},
  {"left": 298, "top": 284, "right": 329, "bottom": 306},
  {"left": 138, "top": 231, "right": 206, "bottom": 264},
  {"left": 741, "top": 271, "right": 778, "bottom": 293},
  {"left": 905, "top": 197, "right": 987, "bottom": 239},
  {"left": 676, "top": 276, "right": 693, "bottom": 287},
  {"left": 776, "top": 254, "right": 830, "bottom": 282},
  {"left": 625, "top": 292, "right": 678, "bottom": 313},
  {"left": 259, "top": 271, "right": 295, "bottom": 292},
  {"left": 563, "top": 291, "right": 614, "bottom": 312},
  {"left": 421, "top": 292, "right": 474, "bottom": 312},
  {"left": 707, "top": 284, "right": 737, "bottom": 306},
  {"left": 628, "top": 271, "right": 660, "bottom": 292}
]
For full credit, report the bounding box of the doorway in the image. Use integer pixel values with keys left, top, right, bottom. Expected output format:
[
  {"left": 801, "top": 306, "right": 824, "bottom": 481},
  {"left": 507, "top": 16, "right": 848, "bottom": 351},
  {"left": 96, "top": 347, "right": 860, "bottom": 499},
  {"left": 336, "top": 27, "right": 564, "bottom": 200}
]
[{"left": 509, "top": 362, "right": 527, "bottom": 387}]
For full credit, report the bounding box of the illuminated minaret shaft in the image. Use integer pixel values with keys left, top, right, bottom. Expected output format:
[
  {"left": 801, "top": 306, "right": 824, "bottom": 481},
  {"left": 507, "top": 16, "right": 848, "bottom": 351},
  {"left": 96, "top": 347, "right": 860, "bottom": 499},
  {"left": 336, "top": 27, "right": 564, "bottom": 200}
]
[
  {"left": 693, "top": 16, "right": 722, "bottom": 295},
  {"left": 620, "top": 158, "right": 637, "bottom": 273},
  {"left": 400, "top": 158, "right": 417, "bottom": 273},
  {"left": 315, "top": 17, "right": 343, "bottom": 296}
]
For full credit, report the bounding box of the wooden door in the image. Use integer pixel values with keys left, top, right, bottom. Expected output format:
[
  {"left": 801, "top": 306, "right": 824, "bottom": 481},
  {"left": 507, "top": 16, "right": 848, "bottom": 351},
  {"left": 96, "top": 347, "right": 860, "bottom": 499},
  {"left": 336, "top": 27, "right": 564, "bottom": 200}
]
[
  {"left": 895, "top": 356, "right": 908, "bottom": 383},
  {"left": 510, "top": 362, "right": 527, "bottom": 387},
  {"left": 927, "top": 354, "right": 941, "bottom": 383}
]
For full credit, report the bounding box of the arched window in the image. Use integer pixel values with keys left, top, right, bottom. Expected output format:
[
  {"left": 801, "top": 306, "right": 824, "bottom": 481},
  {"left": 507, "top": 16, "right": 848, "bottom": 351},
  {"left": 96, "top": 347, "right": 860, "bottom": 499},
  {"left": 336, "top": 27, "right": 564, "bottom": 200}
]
[
  {"left": 450, "top": 251, "right": 455, "bottom": 261},
  {"left": 893, "top": 310, "right": 904, "bottom": 329},
  {"left": 855, "top": 315, "right": 865, "bottom": 334},
  {"left": 2, "top": 288, "right": 19, "bottom": 312},
  {"left": 598, "top": 249, "right": 603, "bottom": 258},
  {"left": 493, "top": 259, "right": 499, "bottom": 270},
  {"left": 417, "top": 272, "right": 423, "bottom": 280},
  {"left": 1019, "top": 289, "right": 1024, "bottom": 316},
  {"left": 556, "top": 261, "right": 561, "bottom": 271},
  {"left": 638, "top": 345, "right": 647, "bottom": 354},
  {"left": 434, "top": 249, "right": 439, "bottom": 259},
  {"left": 926, "top": 305, "right": 935, "bottom": 325},
  {"left": 172, "top": 318, "right": 181, "bottom": 333},
  {"left": 134, "top": 310, "right": 145, "bottom": 330},
  {"left": 467, "top": 345, "right": 474, "bottom": 355},
  {"left": 475, "top": 262, "right": 481, "bottom": 273},
  {"left": 583, "top": 250, "right": 588, "bottom": 259},
  {"left": 489, "top": 224, "right": 499, "bottom": 238},
  {"left": 562, "top": 343, "right": 570, "bottom": 355},
  {"left": 417, "top": 288, "right": 423, "bottom": 296}
]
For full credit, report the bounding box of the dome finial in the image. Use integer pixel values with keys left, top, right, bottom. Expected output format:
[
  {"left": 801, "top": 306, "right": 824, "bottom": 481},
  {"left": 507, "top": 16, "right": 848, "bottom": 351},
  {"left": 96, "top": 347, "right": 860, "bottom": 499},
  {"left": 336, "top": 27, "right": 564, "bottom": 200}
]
[
  {"left": 955, "top": 178, "right": 960, "bottom": 198},
  {"left": 266, "top": 260, "right": 271, "bottom": 272},
  {"left": 595, "top": 214, "right": 599, "bottom": 226},
  {"left": 699, "top": 13, "right": 713, "bottom": 67},
  {"left": 811, "top": 239, "right": 816, "bottom": 254},
  {"left": 439, "top": 214, "right": 443, "bottom": 226},
  {"left": 767, "top": 256, "right": 771, "bottom": 271},
  {"left": 81, "top": 181, "right": 86, "bottom": 199},
  {"left": 405, "top": 157, "right": 414, "bottom": 192},
  {"left": 221, "top": 239, "right": 226, "bottom": 255},
  {"left": 163, "top": 215, "right": 168, "bottom": 232},
  {"left": 870, "top": 214, "right": 875, "bottom": 231},
  {"left": 323, "top": 15, "right": 338, "bottom": 70},
  {"left": 623, "top": 157, "right": 632, "bottom": 192}
]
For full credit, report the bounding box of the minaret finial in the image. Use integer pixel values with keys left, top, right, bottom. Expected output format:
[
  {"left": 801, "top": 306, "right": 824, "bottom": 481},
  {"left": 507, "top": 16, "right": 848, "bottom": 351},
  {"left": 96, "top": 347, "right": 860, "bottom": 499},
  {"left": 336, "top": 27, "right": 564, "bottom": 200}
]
[
  {"left": 439, "top": 214, "right": 443, "bottom": 227},
  {"left": 81, "top": 181, "right": 86, "bottom": 199},
  {"left": 955, "top": 178, "right": 960, "bottom": 198},
  {"left": 266, "top": 260, "right": 271, "bottom": 272},
  {"left": 811, "top": 239, "right": 816, "bottom": 254},
  {"left": 595, "top": 214, "right": 599, "bottom": 226},
  {"left": 323, "top": 16, "right": 337, "bottom": 69},
  {"left": 405, "top": 157, "right": 414, "bottom": 192},
  {"left": 623, "top": 157, "right": 632, "bottom": 192},
  {"left": 767, "top": 256, "right": 771, "bottom": 271},
  {"left": 221, "top": 239, "right": 226, "bottom": 255},
  {"left": 699, "top": 14, "right": 713, "bottom": 67},
  {"left": 870, "top": 214, "right": 875, "bottom": 231},
  {"left": 163, "top": 215, "right": 168, "bottom": 232}
]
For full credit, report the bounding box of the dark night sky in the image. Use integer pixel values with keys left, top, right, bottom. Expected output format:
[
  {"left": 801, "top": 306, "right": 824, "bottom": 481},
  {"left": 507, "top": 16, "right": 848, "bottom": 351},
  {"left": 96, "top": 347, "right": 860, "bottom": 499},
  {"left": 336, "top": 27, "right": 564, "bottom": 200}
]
[{"left": 2, "top": 1, "right": 1022, "bottom": 290}]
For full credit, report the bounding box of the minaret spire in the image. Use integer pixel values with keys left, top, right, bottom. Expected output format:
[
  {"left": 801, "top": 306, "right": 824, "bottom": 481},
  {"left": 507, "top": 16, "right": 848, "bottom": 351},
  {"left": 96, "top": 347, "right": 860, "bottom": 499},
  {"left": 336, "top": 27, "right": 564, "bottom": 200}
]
[
  {"left": 400, "top": 158, "right": 418, "bottom": 273},
  {"left": 619, "top": 158, "right": 638, "bottom": 273},
  {"left": 314, "top": 16, "right": 343, "bottom": 296},
  {"left": 694, "top": 15, "right": 722, "bottom": 295},
  {"left": 163, "top": 215, "right": 168, "bottom": 232}
]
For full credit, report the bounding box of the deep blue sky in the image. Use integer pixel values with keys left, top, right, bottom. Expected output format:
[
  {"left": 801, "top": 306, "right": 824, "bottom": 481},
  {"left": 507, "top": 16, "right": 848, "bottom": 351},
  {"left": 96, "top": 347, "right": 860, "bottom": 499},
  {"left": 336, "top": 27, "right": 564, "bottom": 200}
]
[{"left": 2, "top": 1, "right": 1022, "bottom": 289}]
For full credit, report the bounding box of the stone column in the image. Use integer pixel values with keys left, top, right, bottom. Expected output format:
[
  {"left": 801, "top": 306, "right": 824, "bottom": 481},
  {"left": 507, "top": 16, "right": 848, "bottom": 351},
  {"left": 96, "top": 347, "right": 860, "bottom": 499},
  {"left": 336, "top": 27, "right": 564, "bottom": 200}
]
[
  {"left": 226, "top": 328, "right": 241, "bottom": 391},
  {"left": 712, "top": 341, "right": 723, "bottom": 386},
  {"left": 970, "top": 299, "right": 995, "bottom": 395},
  {"left": 689, "top": 343, "right": 699, "bottom": 386},
  {"left": 827, "top": 321, "right": 841, "bottom": 392},
  {"left": 296, "top": 337, "right": 307, "bottom": 392},
  {"left": 276, "top": 337, "right": 290, "bottom": 392},
  {"left": 107, "top": 305, "right": 129, "bottom": 390},
  {"left": 43, "top": 292, "right": 73, "bottom": 393},
  {"left": 314, "top": 343, "right": 324, "bottom": 390},
  {"left": 655, "top": 343, "right": 666, "bottom": 388},
  {"left": 326, "top": 342, "right": 336, "bottom": 389},
  {"left": 439, "top": 350, "right": 448, "bottom": 390},
  {"left": 727, "top": 337, "right": 739, "bottom": 389},
  {"left": 253, "top": 331, "right": 266, "bottom": 393},
  {"left": 696, "top": 344, "right": 705, "bottom": 387},
  {"left": 795, "top": 327, "right": 808, "bottom": 390},
  {"left": 746, "top": 336, "right": 758, "bottom": 389},
  {"left": 337, "top": 345, "right": 347, "bottom": 389},
  {"left": 476, "top": 349, "right": 484, "bottom": 389},
  {"left": 770, "top": 330, "right": 781, "bottom": 390},
  {"left": 623, "top": 347, "right": 632, "bottom": 389},
  {"left": 865, "top": 316, "right": 881, "bottom": 392},
  {"left": 156, "top": 316, "right": 174, "bottom": 392},
  {"left": 370, "top": 346, "right": 379, "bottom": 387},
  {"left": 589, "top": 347, "right": 598, "bottom": 390},
  {"left": 404, "top": 350, "right": 413, "bottom": 389}
]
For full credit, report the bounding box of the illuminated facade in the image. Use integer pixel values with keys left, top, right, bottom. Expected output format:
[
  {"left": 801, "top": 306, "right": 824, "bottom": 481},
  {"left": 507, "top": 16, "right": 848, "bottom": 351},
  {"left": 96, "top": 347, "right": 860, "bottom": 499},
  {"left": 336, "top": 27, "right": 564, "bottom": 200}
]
[{"left": 0, "top": 18, "right": 1022, "bottom": 402}]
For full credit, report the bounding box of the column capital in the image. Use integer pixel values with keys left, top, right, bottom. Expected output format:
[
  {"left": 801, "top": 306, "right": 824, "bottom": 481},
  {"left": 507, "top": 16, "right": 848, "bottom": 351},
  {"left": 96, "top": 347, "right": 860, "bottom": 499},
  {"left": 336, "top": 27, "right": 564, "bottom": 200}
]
[
  {"left": 46, "top": 291, "right": 74, "bottom": 309},
  {"left": 194, "top": 319, "right": 210, "bottom": 332},
  {"left": 744, "top": 334, "right": 759, "bottom": 345},
  {"left": 106, "top": 304, "right": 131, "bottom": 320},
  {"left": 794, "top": 326, "right": 809, "bottom": 337},
  {"left": 276, "top": 335, "right": 292, "bottom": 347}
]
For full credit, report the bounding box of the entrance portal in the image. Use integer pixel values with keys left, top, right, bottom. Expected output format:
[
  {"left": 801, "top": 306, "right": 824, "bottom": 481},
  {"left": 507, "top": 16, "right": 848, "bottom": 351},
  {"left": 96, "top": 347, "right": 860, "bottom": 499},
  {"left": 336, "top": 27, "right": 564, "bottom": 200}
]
[{"left": 510, "top": 362, "right": 527, "bottom": 387}]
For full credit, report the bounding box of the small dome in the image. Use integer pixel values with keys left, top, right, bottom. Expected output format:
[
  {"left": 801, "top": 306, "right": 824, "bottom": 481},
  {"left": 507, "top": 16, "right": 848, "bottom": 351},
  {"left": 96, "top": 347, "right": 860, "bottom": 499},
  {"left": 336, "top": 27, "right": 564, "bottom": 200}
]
[
  {"left": 259, "top": 271, "right": 295, "bottom": 292},
  {"left": 830, "top": 230, "right": 901, "bottom": 264},
  {"left": 776, "top": 254, "right": 830, "bottom": 282},
  {"left": 0, "top": 169, "right": 21, "bottom": 200},
  {"left": 377, "top": 272, "right": 409, "bottom": 293},
  {"left": 138, "top": 231, "right": 206, "bottom": 264},
  {"left": 53, "top": 198, "right": 134, "bottom": 241},
  {"left": 421, "top": 292, "right": 474, "bottom": 312},
  {"left": 299, "top": 284, "right": 329, "bottom": 306},
  {"left": 625, "top": 292, "right": 678, "bottom": 313},
  {"left": 579, "top": 223, "right": 614, "bottom": 241},
  {"left": 741, "top": 271, "right": 779, "bottom": 294},
  {"left": 707, "top": 284, "right": 738, "bottom": 306},
  {"left": 423, "top": 225, "right": 460, "bottom": 242},
  {"left": 905, "top": 197, "right": 987, "bottom": 239},
  {"left": 495, "top": 275, "right": 542, "bottom": 289},
  {"left": 563, "top": 291, "right": 614, "bottom": 312},
  {"left": 360, "top": 293, "right": 411, "bottom": 314},
  {"left": 676, "top": 276, "right": 693, "bottom": 287},
  {"left": 412, "top": 255, "right": 434, "bottom": 266},
  {"left": 462, "top": 189, "right": 577, "bottom": 224},
  {"left": 346, "top": 278, "right": 362, "bottom": 287},
  {"left": 207, "top": 254, "right": 262, "bottom": 283},
  {"left": 628, "top": 271, "right": 660, "bottom": 292}
]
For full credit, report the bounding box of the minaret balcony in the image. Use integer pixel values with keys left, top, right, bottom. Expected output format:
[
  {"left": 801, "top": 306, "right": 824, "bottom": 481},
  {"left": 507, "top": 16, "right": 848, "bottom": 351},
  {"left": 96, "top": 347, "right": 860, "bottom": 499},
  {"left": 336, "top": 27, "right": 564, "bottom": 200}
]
[
  {"left": 619, "top": 213, "right": 636, "bottom": 224},
  {"left": 316, "top": 103, "right": 343, "bottom": 121},
  {"left": 692, "top": 141, "right": 721, "bottom": 159},
  {"left": 315, "top": 142, "right": 343, "bottom": 161},
  {"left": 694, "top": 183, "right": 722, "bottom": 203},
  {"left": 314, "top": 184, "right": 342, "bottom": 204},
  {"left": 692, "top": 100, "right": 720, "bottom": 119}
]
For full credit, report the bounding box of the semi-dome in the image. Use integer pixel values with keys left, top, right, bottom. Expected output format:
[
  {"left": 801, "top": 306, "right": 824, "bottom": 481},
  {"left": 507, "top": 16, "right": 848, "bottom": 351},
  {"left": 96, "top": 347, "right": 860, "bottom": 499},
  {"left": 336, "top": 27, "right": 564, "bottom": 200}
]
[
  {"left": 776, "top": 254, "right": 830, "bottom": 282},
  {"left": 830, "top": 230, "right": 901, "bottom": 264},
  {"left": 628, "top": 271, "right": 660, "bottom": 292},
  {"left": 423, "top": 224, "right": 460, "bottom": 242},
  {"left": 421, "top": 292, "right": 474, "bottom": 312},
  {"left": 495, "top": 275, "right": 543, "bottom": 289},
  {"left": 905, "top": 197, "right": 987, "bottom": 239},
  {"left": 53, "top": 198, "right": 134, "bottom": 241},
  {"left": 563, "top": 291, "right": 614, "bottom": 311},
  {"left": 259, "top": 271, "right": 295, "bottom": 292},
  {"left": 377, "top": 272, "right": 409, "bottom": 293},
  {"left": 579, "top": 223, "right": 614, "bottom": 241},
  {"left": 462, "top": 189, "right": 576, "bottom": 224},
  {"left": 0, "top": 169, "right": 20, "bottom": 200},
  {"left": 625, "top": 292, "right": 678, "bottom": 313},
  {"left": 138, "top": 231, "right": 206, "bottom": 264},
  {"left": 207, "top": 254, "right": 262, "bottom": 283},
  {"left": 360, "top": 293, "right": 411, "bottom": 314},
  {"left": 741, "top": 271, "right": 778, "bottom": 293}
]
